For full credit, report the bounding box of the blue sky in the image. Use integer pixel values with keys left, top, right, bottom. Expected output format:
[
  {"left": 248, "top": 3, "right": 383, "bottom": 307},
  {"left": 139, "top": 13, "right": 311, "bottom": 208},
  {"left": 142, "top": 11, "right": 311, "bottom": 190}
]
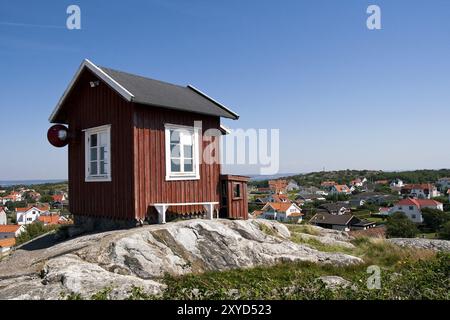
[{"left": 1, "top": 0, "right": 450, "bottom": 179}]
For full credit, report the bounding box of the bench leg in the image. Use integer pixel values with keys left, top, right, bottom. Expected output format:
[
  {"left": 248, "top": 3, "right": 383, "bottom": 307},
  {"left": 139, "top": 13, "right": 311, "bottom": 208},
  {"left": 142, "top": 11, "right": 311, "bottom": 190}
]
[
  {"left": 154, "top": 205, "right": 167, "bottom": 224},
  {"left": 204, "top": 203, "right": 214, "bottom": 220}
]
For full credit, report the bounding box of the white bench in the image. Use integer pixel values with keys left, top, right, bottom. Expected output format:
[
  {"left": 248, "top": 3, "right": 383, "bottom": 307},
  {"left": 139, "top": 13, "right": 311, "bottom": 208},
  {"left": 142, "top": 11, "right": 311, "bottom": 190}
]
[{"left": 153, "top": 202, "right": 219, "bottom": 224}]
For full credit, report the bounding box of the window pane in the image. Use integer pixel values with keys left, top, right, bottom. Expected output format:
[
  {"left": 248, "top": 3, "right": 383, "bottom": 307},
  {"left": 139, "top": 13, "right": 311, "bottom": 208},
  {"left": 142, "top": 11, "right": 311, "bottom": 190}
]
[
  {"left": 90, "top": 161, "right": 98, "bottom": 175},
  {"left": 171, "top": 159, "right": 181, "bottom": 172},
  {"left": 90, "top": 148, "right": 97, "bottom": 161},
  {"left": 233, "top": 183, "right": 241, "bottom": 198},
  {"left": 170, "top": 130, "right": 180, "bottom": 143},
  {"left": 100, "top": 146, "right": 106, "bottom": 161},
  {"left": 184, "top": 159, "right": 193, "bottom": 172},
  {"left": 90, "top": 134, "right": 97, "bottom": 147},
  {"left": 100, "top": 161, "right": 107, "bottom": 175},
  {"left": 184, "top": 145, "right": 193, "bottom": 158},
  {"left": 181, "top": 132, "right": 193, "bottom": 145},
  {"left": 170, "top": 143, "right": 180, "bottom": 157},
  {"left": 99, "top": 132, "right": 108, "bottom": 146}
]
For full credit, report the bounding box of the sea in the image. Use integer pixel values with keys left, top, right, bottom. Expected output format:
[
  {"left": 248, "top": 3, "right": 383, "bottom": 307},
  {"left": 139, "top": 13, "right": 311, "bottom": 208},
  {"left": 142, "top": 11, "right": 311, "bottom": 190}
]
[{"left": 0, "top": 179, "right": 67, "bottom": 187}]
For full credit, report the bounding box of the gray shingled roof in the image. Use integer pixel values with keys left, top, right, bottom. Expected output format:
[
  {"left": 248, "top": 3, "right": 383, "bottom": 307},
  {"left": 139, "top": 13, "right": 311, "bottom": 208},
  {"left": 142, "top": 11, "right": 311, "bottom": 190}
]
[
  {"left": 309, "top": 213, "right": 354, "bottom": 226},
  {"left": 99, "top": 67, "right": 238, "bottom": 119}
]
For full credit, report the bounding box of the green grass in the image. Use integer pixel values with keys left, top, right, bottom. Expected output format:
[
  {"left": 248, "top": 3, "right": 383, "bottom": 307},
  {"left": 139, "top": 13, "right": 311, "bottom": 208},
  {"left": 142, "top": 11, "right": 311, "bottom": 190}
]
[
  {"left": 156, "top": 253, "right": 449, "bottom": 300},
  {"left": 417, "top": 232, "right": 438, "bottom": 239},
  {"left": 285, "top": 224, "right": 320, "bottom": 235}
]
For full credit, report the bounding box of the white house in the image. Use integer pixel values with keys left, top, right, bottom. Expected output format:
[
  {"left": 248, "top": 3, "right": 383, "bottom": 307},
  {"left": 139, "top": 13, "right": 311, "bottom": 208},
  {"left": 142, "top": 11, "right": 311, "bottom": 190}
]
[
  {"left": 390, "top": 198, "right": 443, "bottom": 223},
  {"left": 0, "top": 224, "right": 24, "bottom": 239},
  {"left": 286, "top": 180, "right": 300, "bottom": 191},
  {"left": 0, "top": 207, "right": 7, "bottom": 225},
  {"left": 329, "top": 185, "right": 352, "bottom": 195},
  {"left": 390, "top": 179, "right": 404, "bottom": 188},
  {"left": 259, "top": 202, "right": 303, "bottom": 223},
  {"left": 400, "top": 184, "right": 439, "bottom": 199},
  {"left": 16, "top": 205, "right": 50, "bottom": 225},
  {"left": 350, "top": 178, "right": 367, "bottom": 187},
  {"left": 0, "top": 238, "right": 16, "bottom": 256},
  {"left": 437, "top": 178, "right": 450, "bottom": 192}
]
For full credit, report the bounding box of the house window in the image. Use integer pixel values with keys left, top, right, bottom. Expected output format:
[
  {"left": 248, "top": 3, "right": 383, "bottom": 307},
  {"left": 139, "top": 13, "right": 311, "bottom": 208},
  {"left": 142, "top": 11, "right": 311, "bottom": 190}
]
[
  {"left": 84, "top": 125, "right": 111, "bottom": 182},
  {"left": 411, "top": 214, "right": 416, "bottom": 219},
  {"left": 165, "top": 124, "right": 200, "bottom": 180},
  {"left": 409, "top": 206, "right": 414, "bottom": 210},
  {"left": 233, "top": 183, "right": 241, "bottom": 199}
]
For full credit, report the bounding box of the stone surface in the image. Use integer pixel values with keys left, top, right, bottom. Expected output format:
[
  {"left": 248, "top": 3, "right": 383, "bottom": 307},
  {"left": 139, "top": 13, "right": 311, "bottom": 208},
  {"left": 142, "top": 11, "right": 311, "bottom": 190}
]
[
  {"left": 0, "top": 219, "right": 363, "bottom": 300},
  {"left": 388, "top": 238, "right": 450, "bottom": 252},
  {"left": 318, "top": 276, "right": 354, "bottom": 290}
]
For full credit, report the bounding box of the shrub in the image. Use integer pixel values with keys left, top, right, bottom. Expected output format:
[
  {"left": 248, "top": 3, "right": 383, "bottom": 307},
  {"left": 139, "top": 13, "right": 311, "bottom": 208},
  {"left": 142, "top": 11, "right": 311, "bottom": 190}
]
[
  {"left": 439, "top": 221, "right": 450, "bottom": 240},
  {"left": 16, "top": 222, "right": 59, "bottom": 245},
  {"left": 385, "top": 212, "right": 419, "bottom": 238},
  {"left": 421, "top": 208, "right": 450, "bottom": 232}
]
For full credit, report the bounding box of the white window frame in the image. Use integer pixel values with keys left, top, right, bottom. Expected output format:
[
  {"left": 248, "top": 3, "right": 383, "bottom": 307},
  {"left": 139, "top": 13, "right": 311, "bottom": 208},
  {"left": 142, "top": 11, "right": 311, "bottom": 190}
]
[
  {"left": 84, "top": 124, "right": 112, "bottom": 182},
  {"left": 165, "top": 123, "right": 200, "bottom": 181}
]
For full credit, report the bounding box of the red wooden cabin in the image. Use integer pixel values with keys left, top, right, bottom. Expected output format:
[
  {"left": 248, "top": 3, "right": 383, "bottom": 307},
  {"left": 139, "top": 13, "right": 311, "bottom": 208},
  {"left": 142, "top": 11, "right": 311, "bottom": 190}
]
[{"left": 49, "top": 59, "right": 249, "bottom": 227}]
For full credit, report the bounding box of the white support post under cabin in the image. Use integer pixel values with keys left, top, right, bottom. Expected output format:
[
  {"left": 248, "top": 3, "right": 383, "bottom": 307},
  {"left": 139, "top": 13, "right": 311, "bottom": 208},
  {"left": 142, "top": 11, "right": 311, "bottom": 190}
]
[{"left": 153, "top": 202, "right": 219, "bottom": 224}]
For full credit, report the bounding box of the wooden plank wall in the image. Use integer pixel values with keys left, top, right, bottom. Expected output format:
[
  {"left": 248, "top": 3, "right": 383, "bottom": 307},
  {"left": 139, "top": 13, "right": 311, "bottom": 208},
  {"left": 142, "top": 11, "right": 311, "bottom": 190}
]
[
  {"left": 62, "top": 69, "right": 135, "bottom": 220},
  {"left": 133, "top": 104, "right": 222, "bottom": 220}
]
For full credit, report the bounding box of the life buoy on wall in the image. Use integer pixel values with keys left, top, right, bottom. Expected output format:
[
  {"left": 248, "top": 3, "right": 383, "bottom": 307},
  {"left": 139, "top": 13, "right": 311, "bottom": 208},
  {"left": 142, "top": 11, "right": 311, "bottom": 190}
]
[{"left": 47, "top": 124, "right": 69, "bottom": 147}]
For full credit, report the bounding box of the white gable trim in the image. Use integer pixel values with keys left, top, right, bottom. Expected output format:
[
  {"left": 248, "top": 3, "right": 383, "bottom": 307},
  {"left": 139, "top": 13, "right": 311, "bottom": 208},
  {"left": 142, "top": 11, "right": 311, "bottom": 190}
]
[
  {"left": 49, "top": 59, "right": 135, "bottom": 122},
  {"left": 187, "top": 85, "right": 240, "bottom": 120}
]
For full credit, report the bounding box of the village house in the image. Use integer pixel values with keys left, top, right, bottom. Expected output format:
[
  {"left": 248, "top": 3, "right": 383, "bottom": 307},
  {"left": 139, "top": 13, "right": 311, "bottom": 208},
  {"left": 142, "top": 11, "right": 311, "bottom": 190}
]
[
  {"left": 7, "top": 191, "right": 22, "bottom": 202},
  {"left": 255, "top": 187, "right": 273, "bottom": 194},
  {"left": 269, "top": 193, "right": 290, "bottom": 203},
  {"left": 52, "top": 194, "right": 67, "bottom": 203},
  {"left": 16, "top": 205, "right": 50, "bottom": 225},
  {"left": 0, "top": 224, "right": 24, "bottom": 239},
  {"left": 318, "top": 202, "right": 351, "bottom": 215},
  {"left": 47, "top": 59, "right": 249, "bottom": 226},
  {"left": 0, "top": 193, "right": 22, "bottom": 205},
  {"left": 390, "top": 179, "right": 404, "bottom": 188},
  {"left": 26, "top": 191, "right": 42, "bottom": 201},
  {"left": 329, "top": 184, "right": 352, "bottom": 196},
  {"left": 320, "top": 181, "right": 337, "bottom": 188},
  {"left": 390, "top": 198, "right": 443, "bottom": 223},
  {"left": 350, "top": 178, "right": 367, "bottom": 187},
  {"left": 38, "top": 214, "right": 71, "bottom": 226},
  {"left": 400, "top": 184, "right": 439, "bottom": 199},
  {"left": 286, "top": 180, "right": 300, "bottom": 191},
  {"left": 258, "top": 202, "right": 303, "bottom": 223},
  {"left": 0, "top": 206, "right": 7, "bottom": 225},
  {"left": 268, "top": 179, "right": 288, "bottom": 194},
  {"left": 436, "top": 177, "right": 450, "bottom": 192},
  {"left": 0, "top": 238, "right": 16, "bottom": 256},
  {"left": 309, "top": 213, "right": 376, "bottom": 231},
  {"left": 378, "top": 207, "right": 391, "bottom": 216},
  {"left": 350, "top": 192, "right": 397, "bottom": 206},
  {"left": 295, "top": 194, "right": 326, "bottom": 202},
  {"left": 349, "top": 198, "right": 366, "bottom": 208},
  {"left": 297, "top": 186, "right": 327, "bottom": 196}
]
